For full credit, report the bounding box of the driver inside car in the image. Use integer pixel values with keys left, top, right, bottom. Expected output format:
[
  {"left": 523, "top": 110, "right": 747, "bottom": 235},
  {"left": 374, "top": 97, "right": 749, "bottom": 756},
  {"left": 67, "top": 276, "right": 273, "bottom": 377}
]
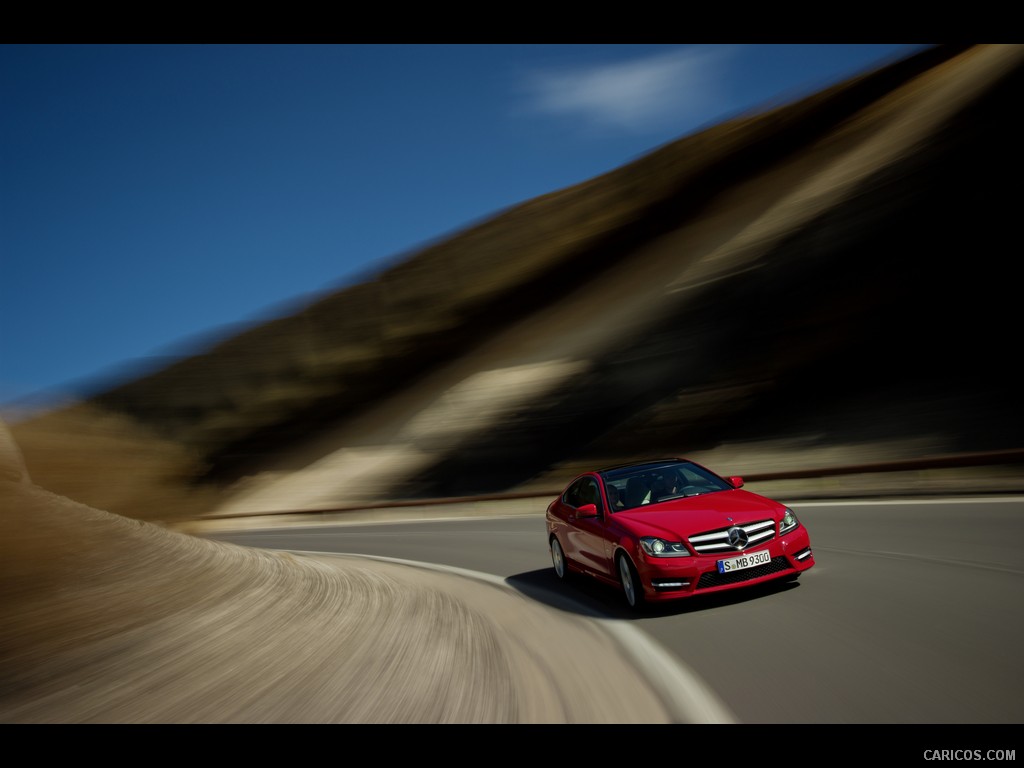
[
  {"left": 606, "top": 483, "right": 624, "bottom": 511},
  {"left": 650, "top": 469, "right": 681, "bottom": 502}
]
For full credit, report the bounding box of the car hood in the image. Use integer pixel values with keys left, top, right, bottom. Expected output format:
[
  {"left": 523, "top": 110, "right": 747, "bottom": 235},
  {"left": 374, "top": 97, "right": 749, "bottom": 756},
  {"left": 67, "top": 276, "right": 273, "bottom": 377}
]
[{"left": 615, "top": 489, "right": 785, "bottom": 538}]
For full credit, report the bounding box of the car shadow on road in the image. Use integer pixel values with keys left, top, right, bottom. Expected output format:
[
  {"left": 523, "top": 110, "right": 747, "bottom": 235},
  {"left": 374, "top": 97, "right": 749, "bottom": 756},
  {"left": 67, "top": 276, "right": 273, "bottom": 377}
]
[{"left": 505, "top": 568, "right": 802, "bottom": 620}]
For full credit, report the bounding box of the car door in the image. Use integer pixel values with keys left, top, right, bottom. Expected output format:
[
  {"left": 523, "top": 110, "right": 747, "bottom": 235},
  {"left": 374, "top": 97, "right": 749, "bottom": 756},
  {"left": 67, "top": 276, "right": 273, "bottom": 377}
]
[{"left": 566, "top": 475, "right": 614, "bottom": 578}]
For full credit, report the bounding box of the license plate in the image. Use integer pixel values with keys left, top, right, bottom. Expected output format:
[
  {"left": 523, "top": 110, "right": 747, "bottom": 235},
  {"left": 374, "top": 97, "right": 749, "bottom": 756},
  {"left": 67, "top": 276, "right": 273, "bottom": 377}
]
[{"left": 717, "top": 549, "right": 771, "bottom": 574}]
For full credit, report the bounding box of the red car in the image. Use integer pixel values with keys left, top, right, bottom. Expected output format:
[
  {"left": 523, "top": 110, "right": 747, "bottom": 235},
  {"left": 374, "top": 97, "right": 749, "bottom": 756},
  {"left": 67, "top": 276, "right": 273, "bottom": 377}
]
[{"left": 545, "top": 458, "right": 814, "bottom": 609}]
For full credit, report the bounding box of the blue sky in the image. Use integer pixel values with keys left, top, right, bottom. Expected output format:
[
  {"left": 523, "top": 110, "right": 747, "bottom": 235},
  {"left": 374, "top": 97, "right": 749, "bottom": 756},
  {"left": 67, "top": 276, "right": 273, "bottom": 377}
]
[{"left": 0, "top": 43, "right": 930, "bottom": 412}]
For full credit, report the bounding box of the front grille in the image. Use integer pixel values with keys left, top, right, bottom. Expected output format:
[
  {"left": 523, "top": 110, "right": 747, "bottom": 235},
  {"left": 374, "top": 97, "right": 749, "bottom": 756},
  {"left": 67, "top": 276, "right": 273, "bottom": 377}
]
[
  {"left": 688, "top": 519, "right": 776, "bottom": 554},
  {"left": 696, "top": 557, "right": 790, "bottom": 589}
]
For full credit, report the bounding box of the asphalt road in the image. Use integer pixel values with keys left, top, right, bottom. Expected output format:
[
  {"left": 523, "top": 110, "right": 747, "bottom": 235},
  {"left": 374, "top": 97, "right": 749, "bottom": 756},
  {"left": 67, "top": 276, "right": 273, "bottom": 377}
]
[{"left": 208, "top": 496, "right": 1024, "bottom": 724}]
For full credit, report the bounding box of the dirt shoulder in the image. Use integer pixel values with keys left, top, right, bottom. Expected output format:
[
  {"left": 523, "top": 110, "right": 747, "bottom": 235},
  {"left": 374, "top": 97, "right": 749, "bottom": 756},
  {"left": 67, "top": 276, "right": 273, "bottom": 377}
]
[{"left": 1, "top": 466, "right": 702, "bottom": 722}]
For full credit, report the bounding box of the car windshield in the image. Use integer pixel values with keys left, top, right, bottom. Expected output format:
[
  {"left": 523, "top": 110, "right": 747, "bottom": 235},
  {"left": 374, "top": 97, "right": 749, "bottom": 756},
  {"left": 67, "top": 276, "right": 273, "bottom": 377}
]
[{"left": 599, "top": 460, "right": 733, "bottom": 511}]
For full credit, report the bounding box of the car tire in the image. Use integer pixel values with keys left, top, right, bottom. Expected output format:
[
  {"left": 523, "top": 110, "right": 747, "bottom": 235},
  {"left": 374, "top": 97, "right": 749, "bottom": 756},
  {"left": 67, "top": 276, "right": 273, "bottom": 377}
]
[
  {"left": 550, "top": 536, "right": 568, "bottom": 580},
  {"left": 617, "top": 553, "right": 645, "bottom": 610}
]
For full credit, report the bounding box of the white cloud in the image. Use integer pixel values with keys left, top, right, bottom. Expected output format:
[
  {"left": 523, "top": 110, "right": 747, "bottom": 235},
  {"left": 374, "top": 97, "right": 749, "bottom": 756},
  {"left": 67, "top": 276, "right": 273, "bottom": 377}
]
[{"left": 522, "top": 46, "right": 736, "bottom": 134}]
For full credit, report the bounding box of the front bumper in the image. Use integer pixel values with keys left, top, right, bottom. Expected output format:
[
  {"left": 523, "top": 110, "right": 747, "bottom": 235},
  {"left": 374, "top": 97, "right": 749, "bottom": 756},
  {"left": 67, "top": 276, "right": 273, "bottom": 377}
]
[{"left": 635, "top": 525, "right": 815, "bottom": 602}]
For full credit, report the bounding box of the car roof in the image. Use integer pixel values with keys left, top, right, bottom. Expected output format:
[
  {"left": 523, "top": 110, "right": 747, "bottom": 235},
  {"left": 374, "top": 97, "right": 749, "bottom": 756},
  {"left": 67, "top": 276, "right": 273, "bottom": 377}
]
[{"left": 596, "top": 458, "right": 691, "bottom": 479}]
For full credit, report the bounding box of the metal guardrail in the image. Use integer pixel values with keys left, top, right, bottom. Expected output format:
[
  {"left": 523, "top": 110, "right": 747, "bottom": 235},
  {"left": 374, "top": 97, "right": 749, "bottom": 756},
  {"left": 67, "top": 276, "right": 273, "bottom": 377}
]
[{"left": 202, "top": 448, "right": 1024, "bottom": 519}]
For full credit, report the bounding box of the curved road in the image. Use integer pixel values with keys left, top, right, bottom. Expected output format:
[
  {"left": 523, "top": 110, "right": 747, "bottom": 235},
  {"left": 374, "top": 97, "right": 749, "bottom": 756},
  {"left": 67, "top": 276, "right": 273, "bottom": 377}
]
[{"left": 209, "top": 495, "right": 1024, "bottom": 724}]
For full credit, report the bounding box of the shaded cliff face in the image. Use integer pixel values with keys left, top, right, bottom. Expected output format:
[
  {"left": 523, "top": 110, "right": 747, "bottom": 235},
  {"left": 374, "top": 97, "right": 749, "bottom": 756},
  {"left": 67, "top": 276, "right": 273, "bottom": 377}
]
[
  {"left": 9, "top": 44, "right": 1023, "bottom": 520},
  {"left": 404, "top": 45, "right": 1024, "bottom": 497}
]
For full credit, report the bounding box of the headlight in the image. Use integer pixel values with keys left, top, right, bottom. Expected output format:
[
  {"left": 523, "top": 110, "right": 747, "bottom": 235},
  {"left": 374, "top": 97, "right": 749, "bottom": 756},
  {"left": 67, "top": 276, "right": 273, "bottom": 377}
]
[
  {"left": 639, "top": 537, "right": 691, "bottom": 557},
  {"left": 779, "top": 507, "right": 799, "bottom": 535}
]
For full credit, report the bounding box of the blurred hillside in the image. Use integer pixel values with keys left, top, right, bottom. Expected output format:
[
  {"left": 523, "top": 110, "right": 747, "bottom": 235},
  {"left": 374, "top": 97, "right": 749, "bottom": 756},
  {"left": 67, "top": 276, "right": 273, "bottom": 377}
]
[{"left": 10, "top": 43, "right": 1024, "bottom": 524}]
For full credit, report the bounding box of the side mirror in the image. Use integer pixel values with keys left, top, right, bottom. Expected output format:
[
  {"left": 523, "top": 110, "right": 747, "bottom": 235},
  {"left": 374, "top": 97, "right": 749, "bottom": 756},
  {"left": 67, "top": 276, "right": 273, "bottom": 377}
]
[
  {"left": 576, "top": 503, "right": 599, "bottom": 518},
  {"left": 727, "top": 476, "right": 744, "bottom": 489}
]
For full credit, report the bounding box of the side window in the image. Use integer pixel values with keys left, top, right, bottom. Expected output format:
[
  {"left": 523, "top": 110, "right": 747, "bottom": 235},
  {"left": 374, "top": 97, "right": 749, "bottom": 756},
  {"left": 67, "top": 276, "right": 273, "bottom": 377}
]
[
  {"left": 565, "top": 477, "right": 603, "bottom": 513},
  {"left": 563, "top": 482, "right": 575, "bottom": 506},
  {"left": 564, "top": 479, "right": 585, "bottom": 507},
  {"left": 582, "top": 477, "right": 603, "bottom": 513}
]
